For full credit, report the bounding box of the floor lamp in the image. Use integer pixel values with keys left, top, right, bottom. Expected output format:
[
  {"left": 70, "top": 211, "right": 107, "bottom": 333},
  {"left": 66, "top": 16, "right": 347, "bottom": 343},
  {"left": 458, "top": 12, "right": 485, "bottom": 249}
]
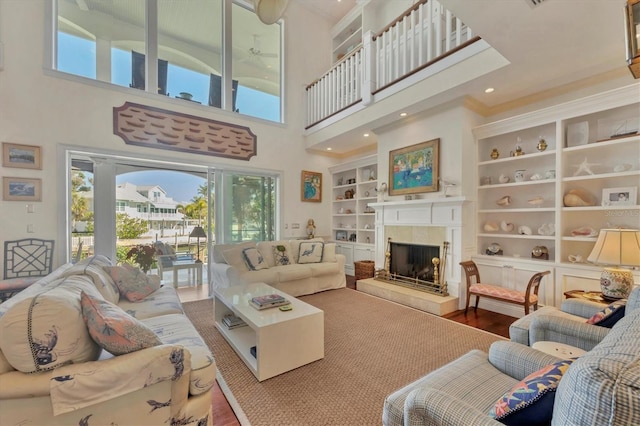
[
  {"left": 190, "top": 226, "right": 207, "bottom": 263},
  {"left": 587, "top": 228, "right": 640, "bottom": 299}
]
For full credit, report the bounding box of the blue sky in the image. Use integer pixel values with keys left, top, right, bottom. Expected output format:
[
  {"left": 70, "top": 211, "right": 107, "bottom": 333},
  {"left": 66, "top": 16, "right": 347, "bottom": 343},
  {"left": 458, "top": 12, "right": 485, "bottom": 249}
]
[
  {"left": 117, "top": 171, "right": 207, "bottom": 204},
  {"left": 57, "top": 32, "right": 280, "bottom": 120}
]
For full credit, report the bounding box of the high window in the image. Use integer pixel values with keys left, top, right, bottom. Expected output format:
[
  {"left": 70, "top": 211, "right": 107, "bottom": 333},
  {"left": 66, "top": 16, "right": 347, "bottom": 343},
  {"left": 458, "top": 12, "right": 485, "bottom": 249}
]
[{"left": 54, "top": 0, "right": 282, "bottom": 122}]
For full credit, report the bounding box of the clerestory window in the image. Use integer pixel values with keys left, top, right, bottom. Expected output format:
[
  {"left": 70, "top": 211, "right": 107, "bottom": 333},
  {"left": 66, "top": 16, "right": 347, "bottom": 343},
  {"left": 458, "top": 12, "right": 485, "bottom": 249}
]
[{"left": 54, "top": 0, "right": 282, "bottom": 122}]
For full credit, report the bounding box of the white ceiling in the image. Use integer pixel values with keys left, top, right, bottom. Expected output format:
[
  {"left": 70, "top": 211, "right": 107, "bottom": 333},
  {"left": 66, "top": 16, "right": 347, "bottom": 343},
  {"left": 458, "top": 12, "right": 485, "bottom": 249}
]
[
  {"left": 293, "top": 0, "right": 359, "bottom": 26},
  {"left": 440, "top": 0, "right": 630, "bottom": 108}
]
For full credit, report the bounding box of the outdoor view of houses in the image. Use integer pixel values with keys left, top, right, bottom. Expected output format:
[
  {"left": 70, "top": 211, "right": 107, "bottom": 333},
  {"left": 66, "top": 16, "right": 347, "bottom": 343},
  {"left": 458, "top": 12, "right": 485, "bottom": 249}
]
[
  {"left": 71, "top": 170, "right": 209, "bottom": 269},
  {"left": 70, "top": 167, "right": 275, "bottom": 274}
]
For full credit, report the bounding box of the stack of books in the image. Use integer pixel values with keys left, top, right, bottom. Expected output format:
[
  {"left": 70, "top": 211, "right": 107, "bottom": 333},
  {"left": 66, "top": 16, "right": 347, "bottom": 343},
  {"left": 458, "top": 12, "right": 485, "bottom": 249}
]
[
  {"left": 222, "top": 313, "right": 247, "bottom": 329},
  {"left": 250, "top": 294, "right": 290, "bottom": 310}
]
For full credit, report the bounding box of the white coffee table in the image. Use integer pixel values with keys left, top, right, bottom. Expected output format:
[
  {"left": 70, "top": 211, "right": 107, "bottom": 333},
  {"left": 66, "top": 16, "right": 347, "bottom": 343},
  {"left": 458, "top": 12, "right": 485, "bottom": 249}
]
[{"left": 214, "top": 282, "right": 324, "bottom": 381}]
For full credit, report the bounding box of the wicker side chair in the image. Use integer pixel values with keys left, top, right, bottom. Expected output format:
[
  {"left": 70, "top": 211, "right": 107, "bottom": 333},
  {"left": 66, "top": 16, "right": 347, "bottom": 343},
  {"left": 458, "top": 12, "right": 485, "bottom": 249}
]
[{"left": 1, "top": 238, "right": 54, "bottom": 301}]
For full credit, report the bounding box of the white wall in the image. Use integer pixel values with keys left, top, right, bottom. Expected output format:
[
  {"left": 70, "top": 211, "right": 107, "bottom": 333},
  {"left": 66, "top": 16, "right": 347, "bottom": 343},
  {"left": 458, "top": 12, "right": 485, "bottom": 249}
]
[
  {"left": 375, "top": 101, "right": 483, "bottom": 201},
  {"left": 0, "top": 0, "right": 339, "bottom": 269}
]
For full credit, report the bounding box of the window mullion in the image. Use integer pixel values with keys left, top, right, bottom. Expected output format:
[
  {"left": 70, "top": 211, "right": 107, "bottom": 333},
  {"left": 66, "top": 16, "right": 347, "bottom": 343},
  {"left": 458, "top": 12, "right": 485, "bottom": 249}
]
[
  {"left": 223, "top": 0, "right": 233, "bottom": 111},
  {"left": 146, "top": 0, "right": 159, "bottom": 95}
]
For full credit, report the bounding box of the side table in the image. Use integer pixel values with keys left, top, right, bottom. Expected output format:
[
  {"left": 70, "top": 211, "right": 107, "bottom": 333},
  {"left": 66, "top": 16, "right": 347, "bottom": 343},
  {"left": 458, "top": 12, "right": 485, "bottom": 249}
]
[
  {"left": 532, "top": 341, "right": 586, "bottom": 359},
  {"left": 563, "top": 290, "right": 610, "bottom": 305}
]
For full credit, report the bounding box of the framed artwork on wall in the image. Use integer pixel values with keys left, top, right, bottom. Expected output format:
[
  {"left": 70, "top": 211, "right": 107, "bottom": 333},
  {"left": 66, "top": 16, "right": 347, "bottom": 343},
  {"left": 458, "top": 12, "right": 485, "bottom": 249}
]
[
  {"left": 301, "top": 170, "right": 322, "bottom": 202},
  {"left": 3, "top": 177, "right": 42, "bottom": 201},
  {"left": 2, "top": 142, "right": 42, "bottom": 170},
  {"left": 389, "top": 138, "right": 439, "bottom": 196}
]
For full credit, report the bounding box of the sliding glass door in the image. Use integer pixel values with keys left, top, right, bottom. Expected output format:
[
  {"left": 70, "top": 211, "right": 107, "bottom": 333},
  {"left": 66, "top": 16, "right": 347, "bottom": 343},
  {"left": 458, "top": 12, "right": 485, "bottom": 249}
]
[
  {"left": 213, "top": 170, "right": 278, "bottom": 244},
  {"left": 66, "top": 150, "right": 280, "bottom": 280}
]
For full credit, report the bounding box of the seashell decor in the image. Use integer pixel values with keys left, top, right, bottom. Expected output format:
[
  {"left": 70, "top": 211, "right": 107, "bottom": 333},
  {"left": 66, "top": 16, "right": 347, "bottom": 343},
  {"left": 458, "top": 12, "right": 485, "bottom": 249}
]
[
  {"left": 499, "top": 174, "right": 510, "bottom": 183},
  {"left": 500, "top": 221, "right": 515, "bottom": 232},
  {"left": 570, "top": 226, "right": 597, "bottom": 237},
  {"left": 496, "top": 195, "right": 511, "bottom": 206},
  {"left": 537, "top": 223, "right": 555, "bottom": 236},
  {"left": 563, "top": 189, "right": 596, "bottom": 207},
  {"left": 528, "top": 196, "right": 544, "bottom": 206},
  {"left": 484, "top": 221, "right": 499, "bottom": 232},
  {"left": 518, "top": 225, "right": 532, "bottom": 235}
]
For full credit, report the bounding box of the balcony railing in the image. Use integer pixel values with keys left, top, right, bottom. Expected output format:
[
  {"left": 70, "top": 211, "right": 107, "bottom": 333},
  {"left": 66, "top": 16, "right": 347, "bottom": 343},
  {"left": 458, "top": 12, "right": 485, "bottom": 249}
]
[{"left": 305, "top": 0, "right": 477, "bottom": 129}]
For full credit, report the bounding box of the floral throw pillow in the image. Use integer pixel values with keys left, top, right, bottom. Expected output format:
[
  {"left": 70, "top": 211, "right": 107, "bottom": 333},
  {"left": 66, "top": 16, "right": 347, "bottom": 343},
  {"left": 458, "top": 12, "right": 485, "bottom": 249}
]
[
  {"left": 586, "top": 299, "right": 626, "bottom": 328},
  {"left": 489, "top": 359, "right": 574, "bottom": 425},
  {"left": 273, "top": 244, "right": 291, "bottom": 266},
  {"left": 104, "top": 264, "right": 161, "bottom": 302},
  {"left": 80, "top": 291, "right": 161, "bottom": 356}
]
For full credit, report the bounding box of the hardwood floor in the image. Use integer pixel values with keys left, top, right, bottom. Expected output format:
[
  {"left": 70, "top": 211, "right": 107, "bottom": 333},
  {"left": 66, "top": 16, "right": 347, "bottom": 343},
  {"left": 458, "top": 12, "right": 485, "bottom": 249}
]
[{"left": 179, "top": 276, "right": 517, "bottom": 425}]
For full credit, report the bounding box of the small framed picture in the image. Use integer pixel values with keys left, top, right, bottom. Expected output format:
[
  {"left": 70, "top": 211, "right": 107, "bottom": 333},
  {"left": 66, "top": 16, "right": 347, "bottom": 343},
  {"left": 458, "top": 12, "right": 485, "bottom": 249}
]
[
  {"left": 301, "top": 170, "right": 322, "bottom": 202},
  {"left": 602, "top": 186, "right": 637, "bottom": 206},
  {"left": 2, "top": 143, "right": 42, "bottom": 170},
  {"left": 336, "top": 230, "right": 348, "bottom": 241},
  {"left": 3, "top": 177, "right": 42, "bottom": 201}
]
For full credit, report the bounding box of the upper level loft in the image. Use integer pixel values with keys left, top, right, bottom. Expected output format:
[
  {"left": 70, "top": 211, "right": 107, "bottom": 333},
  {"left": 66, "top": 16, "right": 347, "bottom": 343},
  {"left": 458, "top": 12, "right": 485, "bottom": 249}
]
[
  {"left": 303, "top": 0, "right": 498, "bottom": 154},
  {"left": 303, "top": 0, "right": 630, "bottom": 156}
]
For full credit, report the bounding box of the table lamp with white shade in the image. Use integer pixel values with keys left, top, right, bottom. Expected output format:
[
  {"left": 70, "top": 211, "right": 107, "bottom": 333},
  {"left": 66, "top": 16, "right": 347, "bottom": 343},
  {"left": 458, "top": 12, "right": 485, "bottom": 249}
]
[{"left": 587, "top": 228, "right": 640, "bottom": 299}]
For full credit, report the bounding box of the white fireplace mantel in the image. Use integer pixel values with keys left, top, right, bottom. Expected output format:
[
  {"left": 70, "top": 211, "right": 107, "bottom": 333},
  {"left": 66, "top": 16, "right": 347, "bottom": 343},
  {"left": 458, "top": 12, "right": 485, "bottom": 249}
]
[
  {"left": 368, "top": 196, "right": 469, "bottom": 310},
  {"left": 369, "top": 196, "right": 466, "bottom": 227}
]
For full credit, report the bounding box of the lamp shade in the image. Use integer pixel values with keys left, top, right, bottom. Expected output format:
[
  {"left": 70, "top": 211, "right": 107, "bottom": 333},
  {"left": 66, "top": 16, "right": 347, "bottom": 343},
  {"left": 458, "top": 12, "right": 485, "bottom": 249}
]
[
  {"left": 254, "top": 0, "right": 290, "bottom": 25},
  {"left": 189, "top": 226, "right": 207, "bottom": 239},
  {"left": 587, "top": 228, "right": 640, "bottom": 266}
]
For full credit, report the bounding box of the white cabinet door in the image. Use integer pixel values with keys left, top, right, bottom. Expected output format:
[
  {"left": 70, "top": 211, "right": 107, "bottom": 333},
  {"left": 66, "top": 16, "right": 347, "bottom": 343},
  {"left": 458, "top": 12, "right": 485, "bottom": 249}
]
[
  {"left": 336, "top": 243, "right": 355, "bottom": 275},
  {"left": 354, "top": 244, "right": 374, "bottom": 262}
]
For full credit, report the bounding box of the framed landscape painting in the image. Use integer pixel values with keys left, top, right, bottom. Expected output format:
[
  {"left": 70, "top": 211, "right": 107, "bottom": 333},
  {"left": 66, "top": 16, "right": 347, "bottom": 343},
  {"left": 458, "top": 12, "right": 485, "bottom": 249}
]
[
  {"left": 2, "top": 142, "right": 42, "bottom": 170},
  {"left": 301, "top": 170, "right": 322, "bottom": 202},
  {"left": 389, "top": 138, "right": 439, "bottom": 196},
  {"left": 3, "top": 177, "right": 42, "bottom": 201}
]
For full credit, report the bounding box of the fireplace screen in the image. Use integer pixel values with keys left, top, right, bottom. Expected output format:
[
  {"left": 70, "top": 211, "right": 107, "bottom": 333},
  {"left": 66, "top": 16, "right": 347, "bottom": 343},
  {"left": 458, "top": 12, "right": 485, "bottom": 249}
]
[
  {"left": 375, "top": 241, "right": 449, "bottom": 296},
  {"left": 389, "top": 242, "right": 440, "bottom": 281}
]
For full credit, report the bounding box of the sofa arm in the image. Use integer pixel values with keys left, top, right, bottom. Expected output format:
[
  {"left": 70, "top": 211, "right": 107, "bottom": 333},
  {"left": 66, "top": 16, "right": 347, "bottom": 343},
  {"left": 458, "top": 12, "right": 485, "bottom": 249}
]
[
  {"left": 50, "top": 344, "right": 190, "bottom": 416},
  {"left": 560, "top": 298, "right": 605, "bottom": 318},
  {"left": 488, "top": 341, "right": 563, "bottom": 380},
  {"left": 529, "top": 315, "right": 609, "bottom": 351},
  {"left": 404, "top": 388, "right": 501, "bottom": 426},
  {"left": 210, "top": 262, "right": 245, "bottom": 290}
]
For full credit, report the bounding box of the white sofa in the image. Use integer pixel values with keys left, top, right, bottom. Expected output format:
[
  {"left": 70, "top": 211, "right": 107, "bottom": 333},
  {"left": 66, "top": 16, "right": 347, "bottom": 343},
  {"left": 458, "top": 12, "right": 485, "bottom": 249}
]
[
  {"left": 0, "top": 255, "right": 215, "bottom": 426},
  {"left": 210, "top": 238, "right": 346, "bottom": 297}
]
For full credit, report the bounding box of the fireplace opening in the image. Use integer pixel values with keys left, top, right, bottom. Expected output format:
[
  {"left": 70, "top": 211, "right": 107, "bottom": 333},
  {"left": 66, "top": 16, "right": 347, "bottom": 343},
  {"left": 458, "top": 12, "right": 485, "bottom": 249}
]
[
  {"left": 374, "top": 240, "right": 449, "bottom": 296},
  {"left": 389, "top": 242, "right": 440, "bottom": 281}
]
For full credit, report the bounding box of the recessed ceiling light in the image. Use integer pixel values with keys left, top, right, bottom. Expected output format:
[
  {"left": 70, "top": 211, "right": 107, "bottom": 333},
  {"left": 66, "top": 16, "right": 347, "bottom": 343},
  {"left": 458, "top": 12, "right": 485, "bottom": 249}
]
[
  {"left": 363, "top": 133, "right": 369, "bottom": 137},
  {"left": 485, "top": 87, "right": 494, "bottom": 93},
  {"left": 400, "top": 112, "right": 408, "bottom": 117},
  {"left": 327, "top": 147, "right": 332, "bottom": 151}
]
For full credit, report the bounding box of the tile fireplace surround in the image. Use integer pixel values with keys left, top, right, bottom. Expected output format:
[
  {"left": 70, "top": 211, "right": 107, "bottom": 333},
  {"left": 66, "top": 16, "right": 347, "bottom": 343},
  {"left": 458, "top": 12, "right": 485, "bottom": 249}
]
[{"left": 358, "top": 197, "right": 469, "bottom": 316}]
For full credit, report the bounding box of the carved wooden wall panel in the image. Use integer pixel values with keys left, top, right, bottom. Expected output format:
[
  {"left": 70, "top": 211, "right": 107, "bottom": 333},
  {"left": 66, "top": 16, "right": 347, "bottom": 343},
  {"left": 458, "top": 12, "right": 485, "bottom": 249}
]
[{"left": 113, "top": 102, "right": 257, "bottom": 161}]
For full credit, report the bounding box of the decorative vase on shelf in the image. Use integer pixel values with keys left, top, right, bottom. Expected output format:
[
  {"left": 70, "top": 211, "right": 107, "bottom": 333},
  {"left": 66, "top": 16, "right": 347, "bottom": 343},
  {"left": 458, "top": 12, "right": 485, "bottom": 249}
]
[
  {"left": 490, "top": 148, "right": 500, "bottom": 160},
  {"left": 536, "top": 137, "right": 547, "bottom": 152}
]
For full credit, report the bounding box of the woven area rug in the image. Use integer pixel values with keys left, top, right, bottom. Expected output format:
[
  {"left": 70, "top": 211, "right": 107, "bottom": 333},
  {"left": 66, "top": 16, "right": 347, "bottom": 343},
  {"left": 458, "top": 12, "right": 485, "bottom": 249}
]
[{"left": 183, "top": 288, "right": 506, "bottom": 426}]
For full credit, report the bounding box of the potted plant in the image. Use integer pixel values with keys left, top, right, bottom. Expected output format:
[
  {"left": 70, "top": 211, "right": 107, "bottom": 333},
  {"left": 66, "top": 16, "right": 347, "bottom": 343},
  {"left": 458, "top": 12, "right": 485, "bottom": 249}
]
[{"left": 125, "top": 243, "right": 156, "bottom": 273}]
